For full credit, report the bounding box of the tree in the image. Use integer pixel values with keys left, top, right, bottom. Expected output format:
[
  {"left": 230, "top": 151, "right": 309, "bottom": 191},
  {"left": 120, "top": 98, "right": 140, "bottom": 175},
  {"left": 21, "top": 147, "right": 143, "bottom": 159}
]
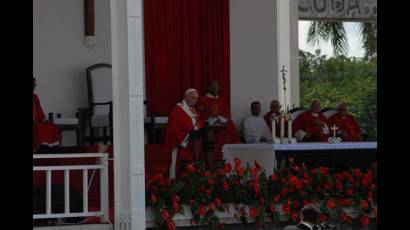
[
  {"left": 307, "top": 21, "right": 377, "bottom": 58},
  {"left": 299, "top": 49, "right": 377, "bottom": 140}
]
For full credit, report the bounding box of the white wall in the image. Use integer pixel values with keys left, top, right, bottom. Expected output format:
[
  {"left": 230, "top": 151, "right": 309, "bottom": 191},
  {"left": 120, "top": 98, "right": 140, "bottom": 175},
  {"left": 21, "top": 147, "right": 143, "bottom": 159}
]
[
  {"left": 230, "top": 0, "right": 278, "bottom": 128},
  {"left": 33, "top": 0, "right": 111, "bottom": 145},
  {"left": 230, "top": 0, "right": 299, "bottom": 129}
]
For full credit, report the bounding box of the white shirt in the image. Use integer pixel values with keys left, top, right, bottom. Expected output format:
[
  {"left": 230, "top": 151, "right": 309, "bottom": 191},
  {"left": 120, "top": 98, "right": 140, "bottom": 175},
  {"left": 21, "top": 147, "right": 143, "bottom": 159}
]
[
  {"left": 300, "top": 222, "right": 313, "bottom": 230},
  {"left": 243, "top": 115, "right": 272, "bottom": 143}
]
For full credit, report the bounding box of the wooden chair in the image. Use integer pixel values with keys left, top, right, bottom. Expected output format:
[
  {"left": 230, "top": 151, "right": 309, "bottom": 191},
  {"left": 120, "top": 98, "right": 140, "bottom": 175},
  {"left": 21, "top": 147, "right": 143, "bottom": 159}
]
[{"left": 86, "top": 63, "right": 113, "bottom": 144}]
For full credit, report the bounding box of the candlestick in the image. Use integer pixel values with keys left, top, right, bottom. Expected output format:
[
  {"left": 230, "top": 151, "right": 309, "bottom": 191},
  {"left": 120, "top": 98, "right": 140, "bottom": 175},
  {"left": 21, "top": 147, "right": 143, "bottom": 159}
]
[
  {"left": 280, "top": 115, "right": 285, "bottom": 140},
  {"left": 288, "top": 119, "right": 292, "bottom": 139},
  {"left": 271, "top": 113, "right": 276, "bottom": 141}
]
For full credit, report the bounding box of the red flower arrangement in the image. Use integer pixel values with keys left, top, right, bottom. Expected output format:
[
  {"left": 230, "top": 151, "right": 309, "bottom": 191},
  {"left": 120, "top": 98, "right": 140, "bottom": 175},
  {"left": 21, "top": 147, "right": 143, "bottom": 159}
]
[{"left": 145, "top": 158, "right": 377, "bottom": 229}]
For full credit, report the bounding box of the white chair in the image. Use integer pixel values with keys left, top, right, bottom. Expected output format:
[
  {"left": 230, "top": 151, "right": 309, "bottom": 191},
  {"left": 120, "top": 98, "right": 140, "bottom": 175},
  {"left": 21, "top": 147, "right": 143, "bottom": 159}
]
[
  {"left": 321, "top": 108, "right": 337, "bottom": 119},
  {"left": 289, "top": 107, "right": 308, "bottom": 120},
  {"left": 86, "top": 63, "right": 113, "bottom": 144}
]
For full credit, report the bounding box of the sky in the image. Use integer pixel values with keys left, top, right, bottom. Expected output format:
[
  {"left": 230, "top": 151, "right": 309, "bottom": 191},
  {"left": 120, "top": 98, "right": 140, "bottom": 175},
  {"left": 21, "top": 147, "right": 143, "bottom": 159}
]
[{"left": 299, "top": 21, "right": 365, "bottom": 58}]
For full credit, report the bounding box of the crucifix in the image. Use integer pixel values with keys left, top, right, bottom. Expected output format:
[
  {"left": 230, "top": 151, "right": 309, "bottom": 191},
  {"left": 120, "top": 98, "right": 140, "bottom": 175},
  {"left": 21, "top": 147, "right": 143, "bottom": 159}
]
[
  {"left": 280, "top": 65, "right": 288, "bottom": 114},
  {"left": 84, "top": 0, "right": 96, "bottom": 46},
  {"left": 331, "top": 124, "right": 338, "bottom": 140}
]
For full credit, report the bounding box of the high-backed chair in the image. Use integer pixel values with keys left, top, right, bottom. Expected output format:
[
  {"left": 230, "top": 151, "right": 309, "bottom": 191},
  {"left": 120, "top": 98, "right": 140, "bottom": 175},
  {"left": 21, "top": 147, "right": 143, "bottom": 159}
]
[
  {"left": 321, "top": 108, "right": 337, "bottom": 119},
  {"left": 288, "top": 107, "right": 308, "bottom": 120},
  {"left": 86, "top": 63, "right": 113, "bottom": 144}
]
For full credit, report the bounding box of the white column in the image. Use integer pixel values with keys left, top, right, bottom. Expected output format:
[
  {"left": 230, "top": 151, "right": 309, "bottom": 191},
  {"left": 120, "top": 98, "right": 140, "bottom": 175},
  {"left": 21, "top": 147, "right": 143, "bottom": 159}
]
[
  {"left": 276, "top": 0, "right": 292, "bottom": 110},
  {"left": 289, "top": 0, "right": 300, "bottom": 108},
  {"left": 111, "top": 0, "right": 145, "bottom": 229}
]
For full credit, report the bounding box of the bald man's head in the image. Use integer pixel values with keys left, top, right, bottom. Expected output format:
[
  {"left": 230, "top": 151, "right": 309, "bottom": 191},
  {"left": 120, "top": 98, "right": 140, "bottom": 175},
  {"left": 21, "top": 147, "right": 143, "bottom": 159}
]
[
  {"left": 184, "top": 88, "right": 199, "bottom": 107},
  {"left": 270, "top": 100, "right": 281, "bottom": 113},
  {"left": 310, "top": 99, "right": 321, "bottom": 113}
]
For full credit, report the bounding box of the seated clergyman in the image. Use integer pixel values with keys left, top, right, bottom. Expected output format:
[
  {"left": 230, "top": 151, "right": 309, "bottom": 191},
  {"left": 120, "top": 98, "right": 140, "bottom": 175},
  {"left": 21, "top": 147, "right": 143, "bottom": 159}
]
[
  {"left": 242, "top": 101, "right": 272, "bottom": 143},
  {"left": 292, "top": 99, "right": 330, "bottom": 142},
  {"left": 328, "top": 103, "right": 362, "bottom": 142}
]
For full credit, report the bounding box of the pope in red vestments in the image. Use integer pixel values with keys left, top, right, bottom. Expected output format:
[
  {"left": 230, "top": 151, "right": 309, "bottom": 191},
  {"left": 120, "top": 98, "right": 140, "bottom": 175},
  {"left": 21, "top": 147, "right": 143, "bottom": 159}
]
[
  {"left": 328, "top": 103, "right": 362, "bottom": 141},
  {"left": 292, "top": 100, "right": 330, "bottom": 142},
  {"left": 33, "top": 78, "right": 61, "bottom": 152},
  {"left": 164, "top": 89, "right": 204, "bottom": 179},
  {"left": 197, "top": 81, "right": 240, "bottom": 160}
]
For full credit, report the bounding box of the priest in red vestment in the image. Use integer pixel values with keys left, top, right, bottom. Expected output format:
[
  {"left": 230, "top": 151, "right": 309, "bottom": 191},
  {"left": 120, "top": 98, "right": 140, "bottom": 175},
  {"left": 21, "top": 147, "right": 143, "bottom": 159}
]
[
  {"left": 197, "top": 81, "right": 240, "bottom": 160},
  {"left": 263, "top": 99, "right": 286, "bottom": 137},
  {"left": 164, "top": 88, "right": 205, "bottom": 179},
  {"left": 33, "top": 77, "right": 61, "bottom": 152},
  {"left": 328, "top": 103, "right": 362, "bottom": 141},
  {"left": 292, "top": 99, "right": 330, "bottom": 142}
]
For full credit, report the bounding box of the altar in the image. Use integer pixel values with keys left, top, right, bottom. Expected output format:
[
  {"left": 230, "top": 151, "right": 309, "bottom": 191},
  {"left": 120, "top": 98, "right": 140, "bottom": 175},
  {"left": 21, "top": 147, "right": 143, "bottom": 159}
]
[{"left": 222, "top": 142, "right": 377, "bottom": 175}]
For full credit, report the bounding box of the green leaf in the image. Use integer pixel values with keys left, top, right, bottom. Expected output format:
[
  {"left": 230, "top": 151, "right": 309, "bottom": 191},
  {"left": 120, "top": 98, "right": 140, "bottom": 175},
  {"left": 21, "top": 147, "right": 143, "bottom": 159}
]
[{"left": 169, "top": 181, "right": 185, "bottom": 194}]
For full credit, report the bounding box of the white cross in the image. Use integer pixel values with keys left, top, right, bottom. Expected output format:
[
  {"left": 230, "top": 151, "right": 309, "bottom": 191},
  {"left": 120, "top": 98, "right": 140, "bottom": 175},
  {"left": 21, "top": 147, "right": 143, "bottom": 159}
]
[{"left": 331, "top": 124, "right": 338, "bottom": 139}]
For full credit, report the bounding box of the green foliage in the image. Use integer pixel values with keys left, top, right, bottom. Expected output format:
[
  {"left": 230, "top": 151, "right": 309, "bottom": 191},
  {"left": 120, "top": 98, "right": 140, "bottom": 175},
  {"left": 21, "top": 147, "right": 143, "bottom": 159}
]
[{"left": 299, "top": 50, "right": 377, "bottom": 140}]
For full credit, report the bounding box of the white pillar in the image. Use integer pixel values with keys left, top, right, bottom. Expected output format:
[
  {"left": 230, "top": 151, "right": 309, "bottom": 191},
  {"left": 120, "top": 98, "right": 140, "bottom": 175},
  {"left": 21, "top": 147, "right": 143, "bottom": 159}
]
[
  {"left": 276, "top": 0, "right": 292, "bottom": 111},
  {"left": 111, "top": 0, "right": 145, "bottom": 229},
  {"left": 290, "top": 0, "right": 300, "bottom": 108}
]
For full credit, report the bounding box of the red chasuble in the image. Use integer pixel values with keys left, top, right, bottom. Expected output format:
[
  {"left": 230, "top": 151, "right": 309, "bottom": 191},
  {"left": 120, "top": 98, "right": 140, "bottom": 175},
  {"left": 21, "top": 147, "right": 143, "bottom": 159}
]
[
  {"left": 292, "top": 111, "right": 329, "bottom": 142},
  {"left": 263, "top": 111, "right": 288, "bottom": 137},
  {"left": 328, "top": 113, "right": 362, "bottom": 141},
  {"left": 164, "top": 102, "right": 204, "bottom": 177},
  {"left": 197, "top": 94, "right": 240, "bottom": 160},
  {"left": 33, "top": 93, "right": 61, "bottom": 151}
]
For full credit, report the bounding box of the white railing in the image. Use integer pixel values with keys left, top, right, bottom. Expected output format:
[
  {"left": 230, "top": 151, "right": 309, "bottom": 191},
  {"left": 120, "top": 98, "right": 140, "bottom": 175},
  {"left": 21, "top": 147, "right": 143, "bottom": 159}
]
[{"left": 33, "top": 153, "right": 109, "bottom": 222}]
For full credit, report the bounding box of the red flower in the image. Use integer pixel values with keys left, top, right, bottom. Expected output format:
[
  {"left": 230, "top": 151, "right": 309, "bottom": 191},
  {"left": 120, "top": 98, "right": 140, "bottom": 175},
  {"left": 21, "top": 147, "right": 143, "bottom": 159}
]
[
  {"left": 335, "top": 180, "right": 343, "bottom": 191},
  {"left": 234, "top": 158, "right": 241, "bottom": 167},
  {"left": 303, "top": 172, "right": 311, "bottom": 180},
  {"left": 253, "top": 181, "right": 261, "bottom": 196},
  {"left": 303, "top": 199, "right": 309, "bottom": 207},
  {"left": 208, "top": 202, "right": 216, "bottom": 211},
  {"left": 214, "top": 197, "right": 222, "bottom": 208},
  {"left": 360, "top": 215, "right": 370, "bottom": 227},
  {"left": 345, "top": 188, "right": 353, "bottom": 196},
  {"left": 223, "top": 163, "right": 232, "bottom": 173},
  {"left": 269, "top": 204, "right": 276, "bottom": 213},
  {"left": 323, "top": 181, "right": 333, "bottom": 190},
  {"left": 172, "top": 201, "right": 180, "bottom": 213},
  {"left": 197, "top": 204, "right": 206, "bottom": 216},
  {"left": 282, "top": 204, "right": 291, "bottom": 214},
  {"left": 166, "top": 219, "right": 176, "bottom": 230},
  {"left": 339, "top": 212, "right": 351, "bottom": 224},
  {"left": 326, "top": 199, "right": 336, "bottom": 209},
  {"left": 208, "top": 178, "right": 215, "bottom": 185},
  {"left": 206, "top": 189, "right": 212, "bottom": 197},
  {"left": 203, "top": 171, "right": 211, "bottom": 177},
  {"left": 161, "top": 209, "right": 171, "bottom": 220},
  {"left": 319, "top": 166, "right": 329, "bottom": 175},
  {"left": 353, "top": 168, "right": 362, "bottom": 178},
  {"left": 280, "top": 188, "right": 289, "bottom": 197},
  {"left": 186, "top": 163, "right": 196, "bottom": 173},
  {"left": 319, "top": 214, "right": 328, "bottom": 223},
  {"left": 368, "top": 191, "right": 374, "bottom": 200},
  {"left": 188, "top": 199, "right": 195, "bottom": 206},
  {"left": 339, "top": 198, "right": 352, "bottom": 207},
  {"left": 172, "top": 195, "right": 180, "bottom": 203},
  {"left": 250, "top": 167, "right": 259, "bottom": 179},
  {"left": 235, "top": 166, "right": 245, "bottom": 176},
  {"left": 274, "top": 194, "right": 280, "bottom": 203},
  {"left": 361, "top": 177, "right": 370, "bottom": 187},
  {"left": 223, "top": 180, "right": 229, "bottom": 191},
  {"left": 249, "top": 207, "right": 258, "bottom": 218},
  {"left": 360, "top": 199, "right": 369, "bottom": 210},
  {"left": 289, "top": 175, "right": 302, "bottom": 190},
  {"left": 255, "top": 160, "right": 261, "bottom": 170},
  {"left": 259, "top": 197, "right": 265, "bottom": 206},
  {"left": 370, "top": 183, "right": 377, "bottom": 190},
  {"left": 271, "top": 174, "right": 278, "bottom": 182},
  {"left": 335, "top": 172, "right": 344, "bottom": 181},
  {"left": 180, "top": 172, "right": 188, "bottom": 178},
  {"left": 291, "top": 211, "right": 298, "bottom": 222},
  {"left": 293, "top": 199, "right": 300, "bottom": 209},
  {"left": 150, "top": 193, "right": 157, "bottom": 204}
]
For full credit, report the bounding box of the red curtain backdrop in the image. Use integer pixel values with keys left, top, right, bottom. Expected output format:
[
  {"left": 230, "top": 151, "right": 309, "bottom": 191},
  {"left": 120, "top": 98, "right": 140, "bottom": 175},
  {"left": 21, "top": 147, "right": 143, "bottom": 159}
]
[{"left": 144, "top": 0, "right": 231, "bottom": 116}]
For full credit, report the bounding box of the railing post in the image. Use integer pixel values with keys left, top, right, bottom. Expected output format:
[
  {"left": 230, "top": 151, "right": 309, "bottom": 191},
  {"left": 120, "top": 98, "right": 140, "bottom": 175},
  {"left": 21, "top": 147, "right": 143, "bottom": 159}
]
[
  {"left": 100, "top": 154, "right": 109, "bottom": 222},
  {"left": 83, "top": 169, "right": 89, "bottom": 213},
  {"left": 64, "top": 170, "right": 70, "bottom": 214},
  {"left": 46, "top": 170, "right": 52, "bottom": 215}
]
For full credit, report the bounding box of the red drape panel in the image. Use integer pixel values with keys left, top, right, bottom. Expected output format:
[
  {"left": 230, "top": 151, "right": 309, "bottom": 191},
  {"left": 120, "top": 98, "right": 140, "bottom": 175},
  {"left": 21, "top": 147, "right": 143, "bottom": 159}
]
[{"left": 144, "top": 0, "right": 231, "bottom": 116}]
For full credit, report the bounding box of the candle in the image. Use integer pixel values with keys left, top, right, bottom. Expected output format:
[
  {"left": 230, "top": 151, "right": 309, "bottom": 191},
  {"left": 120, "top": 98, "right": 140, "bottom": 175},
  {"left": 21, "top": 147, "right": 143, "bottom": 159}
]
[
  {"left": 280, "top": 115, "right": 285, "bottom": 139},
  {"left": 271, "top": 113, "right": 276, "bottom": 141},
  {"left": 288, "top": 119, "right": 292, "bottom": 139}
]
